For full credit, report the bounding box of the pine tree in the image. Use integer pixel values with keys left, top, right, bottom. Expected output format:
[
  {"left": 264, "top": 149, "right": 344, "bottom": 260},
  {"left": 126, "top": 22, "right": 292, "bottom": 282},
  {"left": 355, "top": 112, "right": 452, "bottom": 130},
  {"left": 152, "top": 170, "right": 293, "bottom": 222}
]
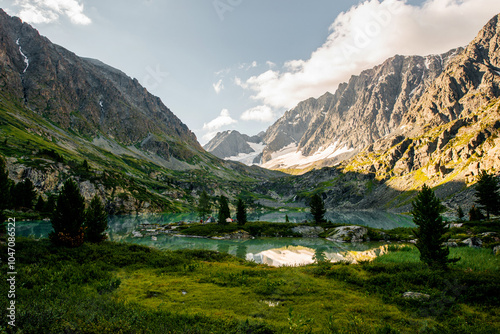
[
  {"left": 411, "top": 184, "right": 458, "bottom": 269},
  {"left": 236, "top": 198, "right": 247, "bottom": 226},
  {"left": 12, "top": 179, "right": 36, "bottom": 209},
  {"left": 44, "top": 194, "right": 57, "bottom": 214},
  {"left": 0, "top": 157, "right": 12, "bottom": 210},
  {"left": 35, "top": 195, "right": 46, "bottom": 212},
  {"left": 475, "top": 170, "right": 500, "bottom": 220},
  {"left": 197, "top": 190, "right": 211, "bottom": 221},
  {"left": 310, "top": 193, "right": 326, "bottom": 224},
  {"left": 0, "top": 210, "right": 6, "bottom": 234},
  {"left": 50, "top": 179, "right": 86, "bottom": 247},
  {"left": 456, "top": 206, "right": 465, "bottom": 222},
  {"left": 85, "top": 195, "right": 108, "bottom": 243},
  {"left": 218, "top": 195, "right": 231, "bottom": 225}
]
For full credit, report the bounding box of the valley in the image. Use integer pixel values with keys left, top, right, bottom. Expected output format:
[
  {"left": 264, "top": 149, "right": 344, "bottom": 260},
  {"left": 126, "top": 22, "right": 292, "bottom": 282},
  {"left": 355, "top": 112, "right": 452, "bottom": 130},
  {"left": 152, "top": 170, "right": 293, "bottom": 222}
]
[{"left": 1, "top": 5, "right": 500, "bottom": 334}]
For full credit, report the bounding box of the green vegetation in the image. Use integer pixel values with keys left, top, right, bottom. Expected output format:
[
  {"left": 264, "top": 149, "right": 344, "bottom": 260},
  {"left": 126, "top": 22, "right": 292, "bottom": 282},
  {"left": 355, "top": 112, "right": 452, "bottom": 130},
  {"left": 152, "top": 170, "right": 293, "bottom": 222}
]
[
  {"left": 50, "top": 179, "right": 86, "bottom": 247},
  {"left": 218, "top": 195, "right": 231, "bottom": 225},
  {"left": 0, "top": 98, "right": 283, "bottom": 215},
  {"left": 179, "top": 221, "right": 303, "bottom": 238},
  {"left": 85, "top": 195, "right": 108, "bottom": 243},
  {"left": 309, "top": 194, "right": 326, "bottom": 224},
  {"left": 236, "top": 197, "right": 247, "bottom": 226},
  {"left": 1, "top": 238, "right": 499, "bottom": 333},
  {"left": 475, "top": 170, "right": 500, "bottom": 220},
  {"left": 197, "top": 190, "right": 212, "bottom": 221},
  {"left": 411, "top": 185, "right": 458, "bottom": 269}
]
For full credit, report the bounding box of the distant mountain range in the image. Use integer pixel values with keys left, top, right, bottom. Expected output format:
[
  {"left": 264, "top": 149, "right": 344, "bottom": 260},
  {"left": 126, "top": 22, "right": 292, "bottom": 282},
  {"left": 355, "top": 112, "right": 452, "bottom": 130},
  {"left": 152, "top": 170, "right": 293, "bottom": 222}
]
[
  {"left": 205, "top": 13, "right": 500, "bottom": 212},
  {"left": 254, "top": 13, "right": 500, "bottom": 212},
  {"left": 203, "top": 130, "right": 265, "bottom": 165},
  {"left": 206, "top": 48, "right": 462, "bottom": 171}
]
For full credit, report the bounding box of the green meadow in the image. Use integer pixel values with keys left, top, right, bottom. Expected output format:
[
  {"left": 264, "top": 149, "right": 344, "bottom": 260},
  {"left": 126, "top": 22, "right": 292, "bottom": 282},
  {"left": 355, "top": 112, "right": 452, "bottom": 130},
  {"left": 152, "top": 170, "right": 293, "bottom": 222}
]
[{"left": 1, "top": 237, "right": 499, "bottom": 333}]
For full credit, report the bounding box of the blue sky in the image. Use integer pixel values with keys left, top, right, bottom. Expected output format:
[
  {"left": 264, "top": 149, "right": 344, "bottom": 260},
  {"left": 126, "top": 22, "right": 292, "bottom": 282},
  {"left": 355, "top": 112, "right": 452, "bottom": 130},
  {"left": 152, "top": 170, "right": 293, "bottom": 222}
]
[{"left": 2, "top": 0, "right": 500, "bottom": 144}]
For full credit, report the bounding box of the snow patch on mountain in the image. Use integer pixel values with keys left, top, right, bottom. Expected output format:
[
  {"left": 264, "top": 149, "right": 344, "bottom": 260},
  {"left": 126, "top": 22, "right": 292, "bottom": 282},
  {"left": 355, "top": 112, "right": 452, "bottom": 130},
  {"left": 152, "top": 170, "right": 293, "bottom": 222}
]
[
  {"left": 225, "top": 142, "right": 266, "bottom": 165},
  {"left": 262, "top": 142, "right": 354, "bottom": 170}
]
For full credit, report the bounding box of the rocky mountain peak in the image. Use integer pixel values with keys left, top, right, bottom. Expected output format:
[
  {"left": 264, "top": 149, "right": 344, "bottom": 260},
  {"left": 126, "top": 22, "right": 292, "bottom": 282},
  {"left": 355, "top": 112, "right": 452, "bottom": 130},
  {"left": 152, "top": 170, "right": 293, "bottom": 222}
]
[
  {"left": 0, "top": 9, "right": 201, "bottom": 157},
  {"left": 402, "top": 13, "right": 500, "bottom": 132},
  {"left": 260, "top": 48, "right": 461, "bottom": 171}
]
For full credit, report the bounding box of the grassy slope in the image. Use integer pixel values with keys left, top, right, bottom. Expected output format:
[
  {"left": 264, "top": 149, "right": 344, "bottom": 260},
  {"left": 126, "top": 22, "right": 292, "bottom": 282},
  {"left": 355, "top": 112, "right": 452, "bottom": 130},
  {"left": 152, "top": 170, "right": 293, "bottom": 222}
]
[
  {"left": 0, "top": 95, "right": 283, "bottom": 213},
  {"left": 2, "top": 238, "right": 499, "bottom": 333}
]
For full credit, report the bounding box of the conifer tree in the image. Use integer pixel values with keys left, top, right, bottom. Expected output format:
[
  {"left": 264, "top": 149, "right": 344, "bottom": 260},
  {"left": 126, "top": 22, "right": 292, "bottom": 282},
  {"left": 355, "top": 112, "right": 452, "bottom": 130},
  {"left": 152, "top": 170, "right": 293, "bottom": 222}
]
[
  {"left": 218, "top": 195, "right": 231, "bottom": 225},
  {"left": 412, "top": 184, "right": 458, "bottom": 269},
  {"left": 35, "top": 195, "right": 46, "bottom": 212},
  {"left": 236, "top": 198, "right": 247, "bottom": 226},
  {"left": 0, "top": 157, "right": 12, "bottom": 210},
  {"left": 310, "top": 193, "right": 326, "bottom": 224},
  {"left": 456, "top": 206, "right": 465, "bottom": 222},
  {"left": 85, "top": 195, "right": 108, "bottom": 243},
  {"left": 475, "top": 170, "right": 500, "bottom": 220},
  {"left": 50, "top": 179, "right": 86, "bottom": 247},
  {"left": 12, "top": 179, "right": 36, "bottom": 209},
  {"left": 197, "top": 190, "right": 211, "bottom": 221}
]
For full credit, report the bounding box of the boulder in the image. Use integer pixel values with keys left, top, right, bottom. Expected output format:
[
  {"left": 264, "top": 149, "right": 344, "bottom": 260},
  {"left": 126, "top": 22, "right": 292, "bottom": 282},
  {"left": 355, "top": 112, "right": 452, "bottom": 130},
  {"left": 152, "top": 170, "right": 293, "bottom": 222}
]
[
  {"left": 462, "top": 237, "right": 483, "bottom": 248},
  {"left": 403, "top": 291, "right": 430, "bottom": 300},
  {"left": 327, "top": 226, "right": 369, "bottom": 243},
  {"left": 443, "top": 242, "right": 458, "bottom": 248},
  {"left": 291, "top": 226, "right": 325, "bottom": 238},
  {"left": 493, "top": 245, "right": 500, "bottom": 256}
]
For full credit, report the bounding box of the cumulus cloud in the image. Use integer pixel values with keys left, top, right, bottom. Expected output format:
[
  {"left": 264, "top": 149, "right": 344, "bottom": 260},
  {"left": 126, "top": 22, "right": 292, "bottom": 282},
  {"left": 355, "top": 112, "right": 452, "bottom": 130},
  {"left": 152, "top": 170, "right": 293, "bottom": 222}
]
[
  {"left": 242, "top": 0, "right": 500, "bottom": 110},
  {"left": 202, "top": 109, "right": 237, "bottom": 141},
  {"left": 14, "top": 0, "right": 91, "bottom": 25},
  {"left": 241, "top": 105, "right": 275, "bottom": 123},
  {"left": 213, "top": 79, "right": 224, "bottom": 94}
]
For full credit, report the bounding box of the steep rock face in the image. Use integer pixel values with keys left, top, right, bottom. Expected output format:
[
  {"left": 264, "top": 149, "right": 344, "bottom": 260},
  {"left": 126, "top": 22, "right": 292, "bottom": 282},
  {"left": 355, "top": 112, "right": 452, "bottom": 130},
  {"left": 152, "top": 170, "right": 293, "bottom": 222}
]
[
  {"left": 0, "top": 9, "right": 200, "bottom": 151},
  {"left": 402, "top": 14, "right": 500, "bottom": 132},
  {"left": 339, "top": 14, "right": 500, "bottom": 212},
  {"left": 262, "top": 93, "right": 331, "bottom": 162},
  {"left": 262, "top": 49, "right": 460, "bottom": 170}
]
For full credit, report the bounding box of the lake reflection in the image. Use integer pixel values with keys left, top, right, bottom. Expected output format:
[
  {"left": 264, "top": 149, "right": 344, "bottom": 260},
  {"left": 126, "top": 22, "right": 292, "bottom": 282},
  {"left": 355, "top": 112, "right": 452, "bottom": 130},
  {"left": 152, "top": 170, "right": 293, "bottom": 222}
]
[{"left": 16, "top": 210, "right": 411, "bottom": 267}]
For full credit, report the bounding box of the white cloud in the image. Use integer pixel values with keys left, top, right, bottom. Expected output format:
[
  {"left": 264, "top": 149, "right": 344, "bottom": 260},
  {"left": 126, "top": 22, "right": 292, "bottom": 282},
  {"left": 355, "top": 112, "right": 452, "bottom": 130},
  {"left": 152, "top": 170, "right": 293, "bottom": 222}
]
[
  {"left": 213, "top": 79, "right": 224, "bottom": 94},
  {"left": 266, "top": 61, "right": 276, "bottom": 68},
  {"left": 241, "top": 105, "right": 275, "bottom": 123},
  {"left": 242, "top": 0, "right": 500, "bottom": 110},
  {"left": 203, "top": 109, "right": 237, "bottom": 130},
  {"left": 14, "top": 0, "right": 91, "bottom": 25}
]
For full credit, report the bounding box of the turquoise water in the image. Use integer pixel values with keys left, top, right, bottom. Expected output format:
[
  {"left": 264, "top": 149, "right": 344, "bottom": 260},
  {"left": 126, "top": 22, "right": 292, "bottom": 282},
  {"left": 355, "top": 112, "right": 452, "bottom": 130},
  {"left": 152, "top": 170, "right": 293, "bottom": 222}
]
[
  {"left": 16, "top": 210, "right": 414, "bottom": 239},
  {"left": 16, "top": 210, "right": 412, "bottom": 266}
]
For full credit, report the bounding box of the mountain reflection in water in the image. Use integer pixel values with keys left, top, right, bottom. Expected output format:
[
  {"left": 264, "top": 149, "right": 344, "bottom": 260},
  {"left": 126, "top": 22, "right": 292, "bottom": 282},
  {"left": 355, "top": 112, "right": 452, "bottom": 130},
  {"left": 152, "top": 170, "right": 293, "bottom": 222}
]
[{"left": 247, "top": 244, "right": 391, "bottom": 267}]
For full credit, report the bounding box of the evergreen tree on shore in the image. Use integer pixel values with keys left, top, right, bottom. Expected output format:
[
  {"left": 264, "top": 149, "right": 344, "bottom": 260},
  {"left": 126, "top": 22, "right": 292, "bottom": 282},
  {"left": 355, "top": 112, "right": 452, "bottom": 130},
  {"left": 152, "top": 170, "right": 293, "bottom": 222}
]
[
  {"left": 236, "top": 198, "right": 247, "bottom": 226},
  {"left": 12, "top": 178, "right": 36, "bottom": 209},
  {"left": 475, "top": 170, "right": 500, "bottom": 220},
  {"left": 0, "top": 157, "right": 12, "bottom": 210},
  {"left": 310, "top": 193, "right": 326, "bottom": 224},
  {"left": 218, "top": 195, "right": 231, "bottom": 225},
  {"left": 197, "top": 190, "right": 211, "bottom": 221},
  {"left": 412, "top": 184, "right": 459, "bottom": 269},
  {"left": 85, "top": 195, "right": 108, "bottom": 243},
  {"left": 50, "top": 179, "right": 86, "bottom": 247}
]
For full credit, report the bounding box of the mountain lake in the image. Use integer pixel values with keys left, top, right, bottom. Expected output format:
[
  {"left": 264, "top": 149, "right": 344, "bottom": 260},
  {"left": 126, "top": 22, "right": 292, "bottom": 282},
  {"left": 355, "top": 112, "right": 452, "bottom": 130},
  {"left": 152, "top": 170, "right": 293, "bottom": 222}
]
[{"left": 16, "top": 210, "right": 415, "bottom": 266}]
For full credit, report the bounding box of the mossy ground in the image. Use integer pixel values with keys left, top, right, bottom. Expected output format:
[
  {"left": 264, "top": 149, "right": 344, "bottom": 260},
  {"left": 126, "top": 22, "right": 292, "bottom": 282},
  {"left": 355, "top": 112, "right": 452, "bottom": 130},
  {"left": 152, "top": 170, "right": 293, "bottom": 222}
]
[{"left": 1, "top": 238, "right": 499, "bottom": 333}]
